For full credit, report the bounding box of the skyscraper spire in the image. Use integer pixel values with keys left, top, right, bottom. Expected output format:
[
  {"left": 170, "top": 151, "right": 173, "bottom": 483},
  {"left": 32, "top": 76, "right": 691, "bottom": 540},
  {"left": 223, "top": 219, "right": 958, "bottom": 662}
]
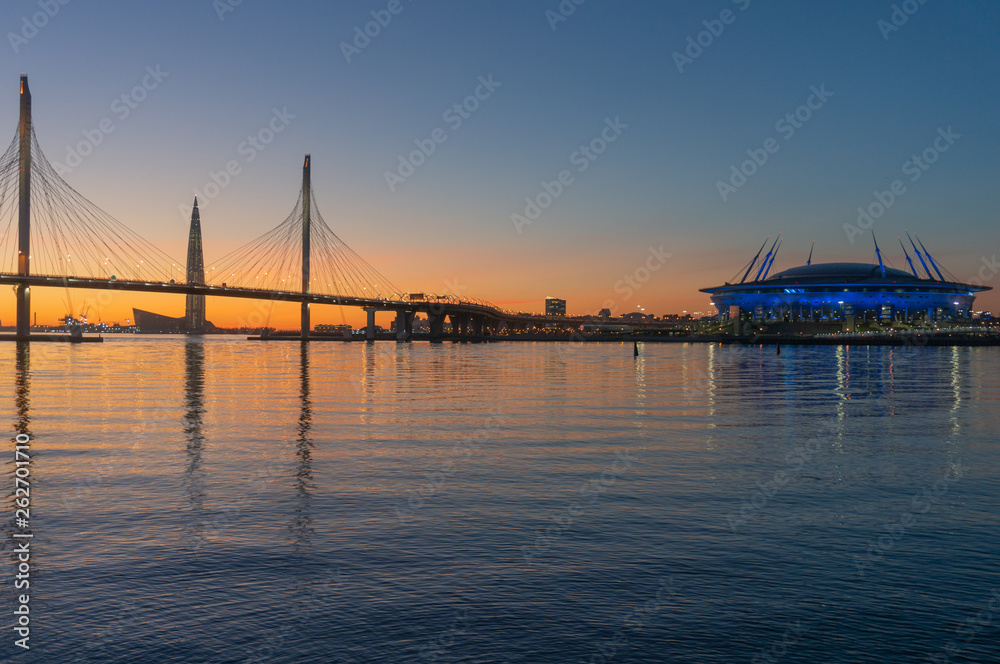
[{"left": 185, "top": 196, "right": 206, "bottom": 331}]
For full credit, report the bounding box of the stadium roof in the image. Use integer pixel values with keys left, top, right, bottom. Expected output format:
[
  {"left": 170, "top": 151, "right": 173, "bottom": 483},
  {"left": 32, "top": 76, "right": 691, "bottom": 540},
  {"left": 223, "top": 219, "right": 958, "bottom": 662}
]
[{"left": 766, "top": 262, "right": 915, "bottom": 282}]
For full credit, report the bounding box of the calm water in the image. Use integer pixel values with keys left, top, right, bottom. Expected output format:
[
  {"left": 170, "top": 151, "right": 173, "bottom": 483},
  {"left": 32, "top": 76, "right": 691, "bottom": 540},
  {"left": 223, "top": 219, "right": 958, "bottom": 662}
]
[{"left": 2, "top": 338, "right": 999, "bottom": 663}]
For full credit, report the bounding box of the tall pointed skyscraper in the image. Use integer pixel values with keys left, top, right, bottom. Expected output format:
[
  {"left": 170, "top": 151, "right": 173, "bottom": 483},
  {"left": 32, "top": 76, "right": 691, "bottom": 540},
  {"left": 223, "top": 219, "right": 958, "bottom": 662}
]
[{"left": 185, "top": 197, "right": 206, "bottom": 332}]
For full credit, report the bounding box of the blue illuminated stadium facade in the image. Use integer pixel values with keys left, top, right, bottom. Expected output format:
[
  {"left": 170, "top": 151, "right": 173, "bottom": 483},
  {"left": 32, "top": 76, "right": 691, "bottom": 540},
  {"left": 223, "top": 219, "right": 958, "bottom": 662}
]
[{"left": 701, "top": 236, "right": 990, "bottom": 324}]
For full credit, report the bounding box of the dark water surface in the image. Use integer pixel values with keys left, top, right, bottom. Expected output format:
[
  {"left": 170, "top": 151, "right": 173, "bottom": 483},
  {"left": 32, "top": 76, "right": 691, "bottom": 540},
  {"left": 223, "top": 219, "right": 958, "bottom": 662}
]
[{"left": 2, "top": 338, "right": 998, "bottom": 663}]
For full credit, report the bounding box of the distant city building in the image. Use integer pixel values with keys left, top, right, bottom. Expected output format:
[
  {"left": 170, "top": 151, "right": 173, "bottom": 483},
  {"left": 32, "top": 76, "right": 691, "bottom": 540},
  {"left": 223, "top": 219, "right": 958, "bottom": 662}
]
[
  {"left": 621, "top": 312, "right": 651, "bottom": 322},
  {"left": 545, "top": 297, "right": 566, "bottom": 316},
  {"left": 598, "top": 308, "right": 611, "bottom": 319}
]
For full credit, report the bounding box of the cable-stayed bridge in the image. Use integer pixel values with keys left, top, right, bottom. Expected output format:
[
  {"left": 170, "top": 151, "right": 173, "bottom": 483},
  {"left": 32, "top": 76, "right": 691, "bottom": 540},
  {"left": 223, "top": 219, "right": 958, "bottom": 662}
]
[{"left": 0, "top": 75, "right": 578, "bottom": 341}]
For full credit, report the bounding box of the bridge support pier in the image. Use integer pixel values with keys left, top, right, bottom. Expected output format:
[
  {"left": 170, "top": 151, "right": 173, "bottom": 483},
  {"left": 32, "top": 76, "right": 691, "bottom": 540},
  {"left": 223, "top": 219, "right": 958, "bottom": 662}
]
[
  {"left": 301, "top": 302, "right": 310, "bottom": 340},
  {"left": 449, "top": 313, "right": 470, "bottom": 337},
  {"left": 364, "top": 307, "right": 377, "bottom": 341},
  {"left": 394, "top": 310, "right": 413, "bottom": 342},
  {"left": 15, "top": 286, "right": 29, "bottom": 339},
  {"left": 428, "top": 311, "right": 444, "bottom": 341},
  {"left": 471, "top": 315, "right": 484, "bottom": 337}
]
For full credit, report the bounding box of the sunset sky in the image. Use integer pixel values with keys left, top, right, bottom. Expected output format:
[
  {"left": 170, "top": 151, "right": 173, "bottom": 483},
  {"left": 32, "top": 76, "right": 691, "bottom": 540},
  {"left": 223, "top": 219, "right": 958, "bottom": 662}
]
[{"left": 2, "top": 0, "right": 999, "bottom": 328}]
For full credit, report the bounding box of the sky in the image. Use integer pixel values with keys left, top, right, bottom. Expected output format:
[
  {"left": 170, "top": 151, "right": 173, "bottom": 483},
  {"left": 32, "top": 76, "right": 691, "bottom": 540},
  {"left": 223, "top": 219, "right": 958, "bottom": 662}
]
[{"left": 2, "top": 0, "right": 999, "bottom": 328}]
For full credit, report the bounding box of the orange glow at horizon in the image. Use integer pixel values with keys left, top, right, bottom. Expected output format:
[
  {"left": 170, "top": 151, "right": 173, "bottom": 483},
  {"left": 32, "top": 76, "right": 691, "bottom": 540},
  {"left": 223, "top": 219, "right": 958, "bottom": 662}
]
[
  {"left": 5, "top": 274, "right": 998, "bottom": 331},
  {"left": 4, "top": 236, "right": 998, "bottom": 329}
]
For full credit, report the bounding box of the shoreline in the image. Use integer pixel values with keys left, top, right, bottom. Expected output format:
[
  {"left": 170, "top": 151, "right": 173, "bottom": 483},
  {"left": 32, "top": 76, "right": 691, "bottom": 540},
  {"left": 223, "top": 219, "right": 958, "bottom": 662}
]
[
  {"left": 246, "top": 330, "right": 1000, "bottom": 347},
  {"left": 3, "top": 330, "right": 997, "bottom": 347}
]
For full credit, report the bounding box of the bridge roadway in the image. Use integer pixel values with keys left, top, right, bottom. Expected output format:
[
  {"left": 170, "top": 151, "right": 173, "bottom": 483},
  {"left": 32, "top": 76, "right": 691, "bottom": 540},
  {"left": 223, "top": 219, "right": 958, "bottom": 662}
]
[
  {"left": 0, "top": 272, "right": 584, "bottom": 335},
  {"left": 0, "top": 272, "right": 680, "bottom": 337}
]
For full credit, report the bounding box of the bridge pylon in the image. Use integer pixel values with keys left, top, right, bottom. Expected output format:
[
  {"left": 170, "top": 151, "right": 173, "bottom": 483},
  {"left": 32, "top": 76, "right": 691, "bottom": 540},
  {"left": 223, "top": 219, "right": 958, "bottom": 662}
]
[
  {"left": 16, "top": 75, "right": 31, "bottom": 338},
  {"left": 301, "top": 154, "right": 311, "bottom": 340}
]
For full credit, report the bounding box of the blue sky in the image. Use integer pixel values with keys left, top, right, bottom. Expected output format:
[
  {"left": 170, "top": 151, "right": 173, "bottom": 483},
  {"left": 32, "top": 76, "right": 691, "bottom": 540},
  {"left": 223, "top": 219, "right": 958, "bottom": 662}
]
[{"left": 3, "top": 0, "right": 999, "bottom": 322}]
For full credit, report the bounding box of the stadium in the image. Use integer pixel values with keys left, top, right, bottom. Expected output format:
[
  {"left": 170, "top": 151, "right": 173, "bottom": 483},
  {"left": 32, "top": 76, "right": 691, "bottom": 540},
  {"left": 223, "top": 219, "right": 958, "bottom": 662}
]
[{"left": 700, "top": 233, "right": 991, "bottom": 332}]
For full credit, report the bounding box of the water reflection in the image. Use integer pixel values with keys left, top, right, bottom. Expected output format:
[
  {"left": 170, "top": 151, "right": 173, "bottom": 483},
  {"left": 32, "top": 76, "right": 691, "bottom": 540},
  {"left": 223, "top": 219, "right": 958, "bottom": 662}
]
[
  {"left": 945, "top": 346, "right": 964, "bottom": 463},
  {"left": 290, "top": 342, "right": 315, "bottom": 553},
  {"left": 705, "top": 344, "right": 971, "bottom": 458},
  {"left": 834, "top": 345, "right": 849, "bottom": 424},
  {"left": 3, "top": 338, "right": 997, "bottom": 662},
  {"left": 359, "top": 342, "right": 378, "bottom": 427},
  {"left": 13, "top": 341, "right": 30, "bottom": 435},
  {"left": 633, "top": 345, "right": 646, "bottom": 424},
  {"left": 183, "top": 340, "right": 207, "bottom": 546},
  {"left": 4, "top": 343, "right": 32, "bottom": 590}
]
